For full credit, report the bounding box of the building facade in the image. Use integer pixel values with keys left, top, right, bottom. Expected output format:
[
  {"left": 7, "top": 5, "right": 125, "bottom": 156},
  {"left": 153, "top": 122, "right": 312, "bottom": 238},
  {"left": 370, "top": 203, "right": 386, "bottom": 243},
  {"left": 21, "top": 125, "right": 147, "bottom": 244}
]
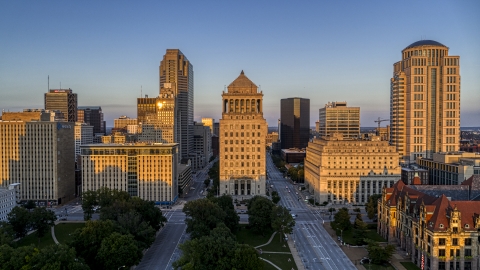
[
  {"left": 319, "top": 101, "right": 360, "bottom": 139},
  {"left": 159, "top": 49, "right": 194, "bottom": 160},
  {"left": 280, "top": 97, "right": 310, "bottom": 149},
  {"left": 417, "top": 152, "right": 480, "bottom": 185},
  {"left": 77, "top": 106, "right": 105, "bottom": 134},
  {"left": 114, "top": 116, "right": 138, "bottom": 130},
  {"left": 81, "top": 143, "right": 179, "bottom": 204},
  {"left": 379, "top": 176, "right": 480, "bottom": 270},
  {"left": 74, "top": 122, "right": 93, "bottom": 161},
  {"left": 0, "top": 184, "right": 19, "bottom": 222},
  {"left": 0, "top": 115, "right": 75, "bottom": 204},
  {"left": 201, "top": 118, "right": 214, "bottom": 134},
  {"left": 193, "top": 122, "right": 212, "bottom": 170},
  {"left": 390, "top": 40, "right": 460, "bottom": 163},
  {"left": 219, "top": 71, "right": 267, "bottom": 197},
  {"left": 44, "top": 89, "right": 78, "bottom": 122},
  {"left": 304, "top": 133, "right": 401, "bottom": 204}
]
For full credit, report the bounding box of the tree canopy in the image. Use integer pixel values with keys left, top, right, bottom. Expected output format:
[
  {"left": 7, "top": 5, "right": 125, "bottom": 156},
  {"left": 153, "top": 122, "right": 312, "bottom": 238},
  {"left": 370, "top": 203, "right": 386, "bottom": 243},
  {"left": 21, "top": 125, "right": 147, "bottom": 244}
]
[
  {"left": 247, "top": 196, "right": 275, "bottom": 235},
  {"left": 365, "top": 240, "right": 395, "bottom": 264},
  {"left": 271, "top": 205, "right": 295, "bottom": 242},
  {"left": 331, "top": 207, "right": 351, "bottom": 232},
  {"left": 183, "top": 198, "right": 226, "bottom": 239},
  {"left": 30, "top": 207, "right": 57, "bottom": 245},
  {"left": 7, "top": 206, "right": 31, "bottom": 238},
  {"left": 366, "top": 194, "right": 382, "bottom": 220}
]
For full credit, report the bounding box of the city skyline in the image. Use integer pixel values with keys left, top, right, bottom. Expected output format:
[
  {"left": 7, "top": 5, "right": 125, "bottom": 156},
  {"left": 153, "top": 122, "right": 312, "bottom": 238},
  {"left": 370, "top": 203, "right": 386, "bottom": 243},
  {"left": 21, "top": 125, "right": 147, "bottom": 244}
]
[{"left": 1, "top": 1, "right": 479, "bottom": 127}]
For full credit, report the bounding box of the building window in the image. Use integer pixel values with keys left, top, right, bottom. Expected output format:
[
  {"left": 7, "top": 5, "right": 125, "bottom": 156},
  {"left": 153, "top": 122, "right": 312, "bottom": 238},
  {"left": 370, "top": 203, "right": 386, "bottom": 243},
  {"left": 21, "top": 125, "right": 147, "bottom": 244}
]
[
  {"left": 465, "top": 238, "right": 471, "bottom": 246},
  {"left": 439, "top": 249, "right": 445, "bottom": 257},
  {"left": 452, "top": 238, "right": 458, "bottom": 246},
  {"left": 465, "top": 249, "right": 471, "bottom": 256},
  {"left": 439, "top": 238, "right": 445, "bottom": 245}
]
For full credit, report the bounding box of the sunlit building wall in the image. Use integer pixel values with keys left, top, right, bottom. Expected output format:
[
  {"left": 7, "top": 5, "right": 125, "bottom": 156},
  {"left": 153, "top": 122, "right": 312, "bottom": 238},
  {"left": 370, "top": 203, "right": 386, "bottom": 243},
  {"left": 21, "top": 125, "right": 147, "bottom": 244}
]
[
  {"left": 81, "top": 143, "right": 179, "bottom": 204},
  {"left": 390, "top": 40, "right": 460, "bottom": 162},
  {"left": 219, "top": 71, "right": 267, "bottom": 197}
]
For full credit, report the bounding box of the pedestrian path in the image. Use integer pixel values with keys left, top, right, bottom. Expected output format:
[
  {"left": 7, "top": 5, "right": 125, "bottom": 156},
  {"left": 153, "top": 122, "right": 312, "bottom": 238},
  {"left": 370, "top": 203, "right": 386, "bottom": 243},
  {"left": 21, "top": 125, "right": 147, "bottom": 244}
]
[
  {"left": 51, "top": 226, "right": 59, "bottom": 244},
  {"left": 255, "top": 231, "right": 277, "bottom": 248}
]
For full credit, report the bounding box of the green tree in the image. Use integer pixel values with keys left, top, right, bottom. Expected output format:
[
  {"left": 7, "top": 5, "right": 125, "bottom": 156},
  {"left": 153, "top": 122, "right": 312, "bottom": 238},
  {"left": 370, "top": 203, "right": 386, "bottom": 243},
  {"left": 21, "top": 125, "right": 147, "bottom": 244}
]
[
  {"left": 29, "top": 244, "right": 90, "bottom": 270},
  {"left": 297, "top": 166, "right": 304, "bottom": 182},
  {"left": 173, "top": 223, "right": 236, "bottom": 270},
  {"left": 366, "top": 194, "right": 382, "bottom": 220},
  {"left": 204, "top": 178, "right": 210, "bottom": 187},
  {"left": 208, "top": 161, "right": 220, "bottom": 195},
  {"left": 365, "top": 239, "right": 395, "bottom": 264},
  {"left": 247, "top": 196, "right": 275, "bottom": 235},
  {"left": 129, "top": 197, "right": 166, "bottom": 231},
  {"left": 353, "top": 215, "right": 368, "bottom": 245},
  {"left": 0, "top": 221, "right": 15, "bottom": 246},
  {"left": 209, "top": 195, "right": 240, "bottom": 234},
  {"left": 81, "top": 190, "right": 97, "bottom": 221},
  {"left": 183, "top": 198, "right": 226, "bottom": 239},
  {"left": 30, "top": 207, "right": 57, "bottom": 245},
  {"left": 7, "top": 206, "right": 31, "bottom": 238},
  {"left": 331, "top": 207, "right": 351, "bottom": 232},
  {"left": 96, "top": 232, "right": 143, "bottom": 269},
  {"left": 96, "top": 187, "right": 130, "bottom": 208},
  {"left": 24, "top": 200, "right": 37, "bottom": 210},
  {"left": 271, "top": 191, "right": 281, "bottom": 204},
  {"left": 115, "top": 211, "right": 155, "bottom": 250},
  {"left": 71, "top": 220, "right": 116, "bottom": 269},
  {"left": 287, "top": 167, "right": 298, "bottom": 181},
  {"left": 231, "top": 244, "right": 264, "bottom": 270},
  {"left": 271, "top": 205, "right": 295, "bottom": 242},
  {"left": 0, "top": 244, "right": 38, "bottom": 270}
]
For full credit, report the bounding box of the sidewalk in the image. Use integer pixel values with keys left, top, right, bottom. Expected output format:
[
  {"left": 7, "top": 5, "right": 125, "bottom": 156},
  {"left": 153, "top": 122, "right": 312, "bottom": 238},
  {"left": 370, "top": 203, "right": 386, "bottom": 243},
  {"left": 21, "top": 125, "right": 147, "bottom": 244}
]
[{"left": 287, "top": 235, "right": 305, "bottom": 270}]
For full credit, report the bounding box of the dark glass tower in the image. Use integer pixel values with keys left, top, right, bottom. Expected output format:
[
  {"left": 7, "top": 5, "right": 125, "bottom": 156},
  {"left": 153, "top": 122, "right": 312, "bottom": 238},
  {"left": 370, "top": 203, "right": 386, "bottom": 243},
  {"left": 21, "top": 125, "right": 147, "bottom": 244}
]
[
  {"left": 77, "top": 106, "right": 105, "bottom": 134},
  {"left": 44, "top": 89, "right": 77, "bottom": 122},
  {"left": 280, "top": 97, "right": 310, "bottom": 149}
]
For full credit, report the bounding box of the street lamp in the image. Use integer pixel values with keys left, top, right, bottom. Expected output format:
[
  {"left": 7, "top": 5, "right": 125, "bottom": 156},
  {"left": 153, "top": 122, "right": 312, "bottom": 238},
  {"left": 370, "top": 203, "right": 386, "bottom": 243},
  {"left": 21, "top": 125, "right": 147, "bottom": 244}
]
[{"left": 118, "top": 266, "right": 125, "bottom": 270}]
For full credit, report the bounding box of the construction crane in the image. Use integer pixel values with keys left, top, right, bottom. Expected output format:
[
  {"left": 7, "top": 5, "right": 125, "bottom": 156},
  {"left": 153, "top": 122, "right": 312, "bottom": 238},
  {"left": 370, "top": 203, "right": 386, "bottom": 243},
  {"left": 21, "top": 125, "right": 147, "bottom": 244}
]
[{"left": 374, "top": 117, "right": 389, "bottom": 129}]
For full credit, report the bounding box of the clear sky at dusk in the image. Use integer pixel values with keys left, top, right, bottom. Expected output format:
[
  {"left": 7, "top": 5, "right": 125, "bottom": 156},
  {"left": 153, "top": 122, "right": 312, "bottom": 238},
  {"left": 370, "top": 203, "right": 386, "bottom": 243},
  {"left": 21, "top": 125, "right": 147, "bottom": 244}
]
[{"left": 1, "top": 1, "right": 479, "bottom": 127}]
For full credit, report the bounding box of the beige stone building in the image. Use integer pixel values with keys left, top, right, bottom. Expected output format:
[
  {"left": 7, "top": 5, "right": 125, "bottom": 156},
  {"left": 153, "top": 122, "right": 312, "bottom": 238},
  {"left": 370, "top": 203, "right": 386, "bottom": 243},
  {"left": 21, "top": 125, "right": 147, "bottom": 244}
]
[
  {"left": 0, "top": 112, "right": 75, "bottom": 204},
  {"left": 81, "top": 143, "right": 179, "bottom": 204},
  {"left": 304, "top": 133, "right": 401, "bottom": 204},
  {"left": 379, "top": 176, "right": 480, "bottom": 270},
  {"left": 219, "top": 71, "right": 267, "bottom": 197},
  {"left": 390, "top": 40, "right": 460, "bottom": 163},
  {"left": 417, "top": 152, "right": 480, "bottom": 185},
  {"left": 201, "top": 118, "right": 214, "bottom": 134},
  {"left": 318, "top": 101, "right": 360, "bottom": 139}
]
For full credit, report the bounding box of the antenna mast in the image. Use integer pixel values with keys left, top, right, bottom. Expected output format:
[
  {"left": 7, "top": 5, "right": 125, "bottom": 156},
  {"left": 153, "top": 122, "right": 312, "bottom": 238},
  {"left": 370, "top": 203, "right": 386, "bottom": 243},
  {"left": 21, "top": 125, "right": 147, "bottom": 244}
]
[{"left": 48, "top": 75, "right": 49, "bottom": 91}]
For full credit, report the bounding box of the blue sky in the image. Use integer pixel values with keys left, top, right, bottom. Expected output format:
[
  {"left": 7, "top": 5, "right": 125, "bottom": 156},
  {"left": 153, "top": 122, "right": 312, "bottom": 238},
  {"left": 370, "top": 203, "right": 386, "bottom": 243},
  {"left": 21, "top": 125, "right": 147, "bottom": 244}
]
[{"left": 1, "top": 1, "right": 479, "bottom": 127}]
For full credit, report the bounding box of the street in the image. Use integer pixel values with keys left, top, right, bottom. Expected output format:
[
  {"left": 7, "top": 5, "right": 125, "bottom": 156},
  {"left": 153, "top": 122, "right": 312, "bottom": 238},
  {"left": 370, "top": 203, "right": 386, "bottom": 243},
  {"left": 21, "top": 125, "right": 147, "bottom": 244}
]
[{"left": 267, "top": 153, "right": 356, "bottom": 270}]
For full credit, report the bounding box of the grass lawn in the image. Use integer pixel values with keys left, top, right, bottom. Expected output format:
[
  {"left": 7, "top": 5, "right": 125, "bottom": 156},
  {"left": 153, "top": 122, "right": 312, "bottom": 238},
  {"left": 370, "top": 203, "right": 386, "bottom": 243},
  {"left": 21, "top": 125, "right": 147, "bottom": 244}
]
[
  {"left": 54, "top": 223, "right": 85, "bottom": 244},
  {"left": 17, "top": 231, "right": 55, "bottom": 249},
  {"left": 340, "top": 228, "right": 386, "bottom": 245},
  {"left": 235, "top": 225, "right": 297, "bottom": 269},
  {"left": 236, "top": 225, "right": 274, "bottom": 247},
  {"left": 401, "top": 262, "right": 421, "bottom": 270},
  {"left": 260, "top": 253, "right": 297, "bottom": 270}
]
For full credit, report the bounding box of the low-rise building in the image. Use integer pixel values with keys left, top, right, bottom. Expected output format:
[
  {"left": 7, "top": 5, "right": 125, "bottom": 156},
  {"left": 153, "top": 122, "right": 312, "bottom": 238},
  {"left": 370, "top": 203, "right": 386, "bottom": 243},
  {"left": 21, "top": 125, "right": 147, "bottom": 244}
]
[
  {"left": 417, "top": 152, "right": 480, "bottom": 185},
  {"left": 379, "top": 175, "right": 480, "bottom": 270},
  {"left": 281, "top": 148, "right": 306, "bottom": 164},
  {"left": 304, "top": 133, "right": 401, "bottom": 204}
]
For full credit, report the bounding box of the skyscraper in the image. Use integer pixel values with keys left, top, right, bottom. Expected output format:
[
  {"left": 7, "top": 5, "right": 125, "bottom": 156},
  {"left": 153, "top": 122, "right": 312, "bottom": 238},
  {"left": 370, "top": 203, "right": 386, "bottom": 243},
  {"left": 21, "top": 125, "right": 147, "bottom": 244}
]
[
  {"left": 390, "top": 40, "right": 460, "bottom": 162},
  {"left": 219, "top": 71, "right": 267, "bottom": 196},
  {"left": 318, "top": 101, "right": 359, "bottom": 139},
  {"left": 44, "top": 89, "right": 77, "bottom": 122},
  {"left": 77, "top": 106, "right": 105, "bottom": 134},
  {"left": 159, "top": 49, "right": 194, "bottom": 160},
  {"left": 280, "top": 97, "right": 310, "bottom": 149}
]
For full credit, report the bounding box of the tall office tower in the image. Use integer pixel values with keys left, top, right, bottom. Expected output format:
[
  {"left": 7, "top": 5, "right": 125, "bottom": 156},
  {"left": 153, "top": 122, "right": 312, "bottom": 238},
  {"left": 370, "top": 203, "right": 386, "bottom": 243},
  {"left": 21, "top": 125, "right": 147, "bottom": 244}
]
[
  {"left": 44, "top": 89, "right": 78, "bottom": 122},
  {"left": 219, "top": 71, "right": 267, "bottom": 196},
  {"left": 77, "top": 106, "right": 105, "bottom": 134},
  {"left": 159, "top": 49, "right": 194, "bottom": 160},
  {"left": 74, "top": 122, "right": 93, "bottom": 161},
  {"left": 213, "top": 122, "right": 220, "bottom": 136},
  {"left": 0, "top": 111, "right": 75, "bottom": 204},
  {"left": 390, "top": 40, "right": 460, "bottom": 162},
  {"left": 319, "top": 101, "right": 360, "bottom": 139},
  {"left": 201, "top": 118, "right": 214, "bottom": 134},
  {"left": 81, "top": 143, "right": 179, "bottom": 203},
  {"left": 280, "top": 97, "right": 310, "bottom": 149}
]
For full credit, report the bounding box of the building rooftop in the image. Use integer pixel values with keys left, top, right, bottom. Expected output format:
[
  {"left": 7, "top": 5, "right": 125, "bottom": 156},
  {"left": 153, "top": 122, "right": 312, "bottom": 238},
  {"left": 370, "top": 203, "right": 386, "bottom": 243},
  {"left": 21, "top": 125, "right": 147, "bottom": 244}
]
[
  {"left": 404, "top": 40, "right": 447, "bottom": 50},
  {"left": 227, "top": 70, "right": 258, "bottom": 94}
]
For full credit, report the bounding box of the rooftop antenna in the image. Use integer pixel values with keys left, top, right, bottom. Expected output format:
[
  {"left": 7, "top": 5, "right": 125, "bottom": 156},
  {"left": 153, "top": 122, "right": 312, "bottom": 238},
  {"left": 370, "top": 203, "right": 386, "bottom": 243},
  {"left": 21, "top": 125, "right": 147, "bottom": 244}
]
[
  {"left": 141, "top": 85, "right": 142, "bottom": 98},
  {"left": 48, "top": 75, "right": 49, "bottom": 91}
]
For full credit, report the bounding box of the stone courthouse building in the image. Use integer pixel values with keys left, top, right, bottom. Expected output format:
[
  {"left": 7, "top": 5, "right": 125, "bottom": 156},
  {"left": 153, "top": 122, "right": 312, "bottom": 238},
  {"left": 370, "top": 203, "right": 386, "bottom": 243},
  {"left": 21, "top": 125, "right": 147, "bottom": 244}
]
[
  {"left": 379, "top": 175, "right": 480, "bottom": 270},
  {"left": 219, "top": 71, "right": 267, "bottom": 197}
]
